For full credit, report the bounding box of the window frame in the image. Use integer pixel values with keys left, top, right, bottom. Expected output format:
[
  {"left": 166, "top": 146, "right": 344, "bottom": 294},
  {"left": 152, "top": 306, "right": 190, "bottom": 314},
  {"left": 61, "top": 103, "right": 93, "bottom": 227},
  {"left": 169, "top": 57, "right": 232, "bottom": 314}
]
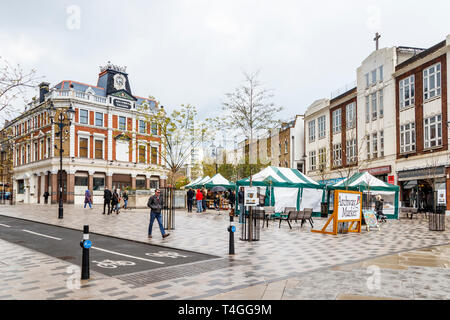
[
  {"left": 318, "top": 115, "right": 326, "bottom": 139},
  {"left": 423, "top": 63, "right": 441, "bottom": 101},
  {"left": 308, "top": 120, "right": 316, "bottom": 142},
  {"left": 79, "top": 137, "right": 89, "bottom": 158},
  {"left": 346, "top": 103, "right": 356, "bottom": 129},
  {"left": 332, "top": 109, "right": 342, "bottom": 134},
  {"left": 371, "top": 93, "right": 377, "bottom": 120},
  {"left": 424, "top": 115, "right": 442, "bottom": 149},
  {"left": 138, "top": 120, "right": 146, "bottom": 134},
  {"left": 346, "top": 139, "right": 357, "bottom": 164},
  {"left": 138, "top": 144, "right": 147, "bottom": 163},
  {"left": 94, "top": 138, "right": 104, "bottom": 160},
  {"left": 79, "top": 109, "right": 89, "bottom": 125},
  {"left": 332, "top": 143, "right": 342, "bottom": 167},
  {"left": 399, "top": 75, "right": 415, "bottom": 110},
  {"left": 309, "top": 150, "right": 316, "bottom": 171},
  {"left": 95, "top": 112, "right": 103, "bottom": 127},
  {"left": 400, "top": 122, "right": 416, "bottom": 154},
  {"left": 118, "top": 116, "right": 127, "bottom": 131}
]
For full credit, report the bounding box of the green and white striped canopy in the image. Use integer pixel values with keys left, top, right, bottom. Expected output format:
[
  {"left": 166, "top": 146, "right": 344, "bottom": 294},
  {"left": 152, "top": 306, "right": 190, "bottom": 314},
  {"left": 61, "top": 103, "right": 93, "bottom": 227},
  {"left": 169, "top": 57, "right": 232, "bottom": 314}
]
[
  {"left": 204, "top": 173, "right": 236, "bottom": 189},
  {"left": 185, "top": 176, "right": 202, "bottom": 188},
  {"left": 237, "top": 166, "right": 324, "bottom": 189},
  {"left": 331, "top": 172, "right": 399, "bottom": 192},
  {"left": 190, "top": 176, "right": 211, "bottom": 189}
]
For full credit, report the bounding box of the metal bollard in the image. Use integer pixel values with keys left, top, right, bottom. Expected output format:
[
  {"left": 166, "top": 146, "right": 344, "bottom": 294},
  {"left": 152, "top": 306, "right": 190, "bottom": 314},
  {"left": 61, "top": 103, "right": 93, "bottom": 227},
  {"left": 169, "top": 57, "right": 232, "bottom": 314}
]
[
  {"left": 80, "top": 225, "right": 91, "bottom": 280},
  {"left": 227, "top": 212, "right": 235, "bottom": 255}
]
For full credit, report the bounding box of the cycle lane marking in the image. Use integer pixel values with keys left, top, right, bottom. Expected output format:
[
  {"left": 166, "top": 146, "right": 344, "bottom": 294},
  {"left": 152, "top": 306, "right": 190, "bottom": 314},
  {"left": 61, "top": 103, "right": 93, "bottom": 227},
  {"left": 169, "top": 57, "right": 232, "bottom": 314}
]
[
  {"left": 0, "top": 223, "right": 11, "bottom": 228},
  {"left": 21, "top": 229, "right": 62, "bottom": 241},
  {"left": 91, "top": 246, "right": 165, "bottom": 265}
]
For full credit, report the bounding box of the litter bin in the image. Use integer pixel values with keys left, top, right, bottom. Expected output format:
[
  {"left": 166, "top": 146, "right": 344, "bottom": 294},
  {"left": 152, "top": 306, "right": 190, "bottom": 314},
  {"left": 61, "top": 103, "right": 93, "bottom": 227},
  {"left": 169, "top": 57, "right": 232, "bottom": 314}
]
[
  {"left": 320, "top": 202, "right": 328, "bottom": 218},
  {"left": 240, "top": 208, "right": 261, "bottom": 241},
  {"left": 429, "top": 210, "right": 445, "bottom": 231}
]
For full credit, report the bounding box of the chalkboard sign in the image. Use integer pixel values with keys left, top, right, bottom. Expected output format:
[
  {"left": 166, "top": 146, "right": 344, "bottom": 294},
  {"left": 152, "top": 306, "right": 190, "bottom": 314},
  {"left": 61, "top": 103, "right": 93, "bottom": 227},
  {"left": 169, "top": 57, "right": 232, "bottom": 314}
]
[{"left": 363, "top": 210, "right": 380, "bottom": 231}]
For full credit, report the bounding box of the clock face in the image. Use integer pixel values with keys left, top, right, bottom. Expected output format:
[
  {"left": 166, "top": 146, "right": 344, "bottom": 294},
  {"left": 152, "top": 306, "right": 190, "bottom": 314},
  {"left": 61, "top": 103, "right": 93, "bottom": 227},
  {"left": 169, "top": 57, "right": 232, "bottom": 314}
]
[{"left": 114, "top": 74, "right": 126, "bottom": 90}]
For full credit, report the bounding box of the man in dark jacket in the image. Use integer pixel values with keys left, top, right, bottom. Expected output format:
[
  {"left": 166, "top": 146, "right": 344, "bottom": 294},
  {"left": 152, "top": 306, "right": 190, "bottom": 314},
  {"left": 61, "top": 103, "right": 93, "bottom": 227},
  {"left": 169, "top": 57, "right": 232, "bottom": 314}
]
[
  {"left": 186, "top": 188, "right": 194, "bottom": 212},
  {"left": 43, "top": 191, "right": 50, "bottom": 204},
  {"left": 103, "top": 187, "right": 112, "bottom": 215},
  {"left": 147, "top": 189, "right": 170, "bottom": 239},
  {"left": 238, "top": 187, "right": 245, "bottom": 223}
]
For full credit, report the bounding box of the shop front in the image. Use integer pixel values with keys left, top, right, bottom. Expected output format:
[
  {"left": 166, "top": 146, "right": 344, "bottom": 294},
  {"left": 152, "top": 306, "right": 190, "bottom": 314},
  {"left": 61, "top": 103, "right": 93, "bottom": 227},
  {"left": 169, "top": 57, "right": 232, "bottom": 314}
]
[
  {"left": 360, "top": 166, "right": 392, "bottom": 183},
  {"left": 397, "top": 166, "right": 446, "bottom": 212}
]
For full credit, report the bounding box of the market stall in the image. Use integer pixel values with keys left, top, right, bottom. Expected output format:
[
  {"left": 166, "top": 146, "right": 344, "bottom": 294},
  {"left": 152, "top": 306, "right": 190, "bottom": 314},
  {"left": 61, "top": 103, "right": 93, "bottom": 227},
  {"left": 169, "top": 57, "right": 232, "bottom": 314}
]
[
  {"left": 328, "top": 172, "right": 400, "bottom": 219},
  {"left": 236, "top": 166, "right": 326, "bottom": 216},
  {"left": 183, "top": 176, "right": 203, "bottom": 189}
]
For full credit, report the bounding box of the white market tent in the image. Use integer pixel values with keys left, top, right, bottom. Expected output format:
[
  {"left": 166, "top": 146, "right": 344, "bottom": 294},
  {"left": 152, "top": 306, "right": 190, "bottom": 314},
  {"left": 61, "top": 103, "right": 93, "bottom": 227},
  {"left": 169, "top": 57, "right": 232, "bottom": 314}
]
[
  {"left": 204, "top": 173, "right": 236, "bottom": 189},
  {"left": 184, "top": 176, "right": 202, "bottom": 189},
  {"left": 236, "top": 166, "right": 326, "bottom": 215},
  {"left": 329, "top": 171, "right": 400, "bottom": 219},
  {"left": 190, "top": 176, "right": 211, "bottom": 189}
]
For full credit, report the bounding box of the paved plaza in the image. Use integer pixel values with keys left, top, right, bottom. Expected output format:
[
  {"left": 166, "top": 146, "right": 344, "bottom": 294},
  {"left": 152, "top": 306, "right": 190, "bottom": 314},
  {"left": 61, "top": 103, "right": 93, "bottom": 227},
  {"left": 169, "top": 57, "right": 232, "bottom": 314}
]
[{"left": 0, "top": 204, "right": 449, "bottom": 300}]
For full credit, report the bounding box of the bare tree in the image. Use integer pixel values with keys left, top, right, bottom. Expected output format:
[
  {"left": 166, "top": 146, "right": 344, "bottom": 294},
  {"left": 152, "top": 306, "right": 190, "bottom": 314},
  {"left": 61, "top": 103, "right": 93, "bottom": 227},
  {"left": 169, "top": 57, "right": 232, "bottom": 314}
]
[
  {"left": 138, "top": 101, "right": 211, "bottom": 188},
  {"left": 210, "top": 71, "right": 283, "bottom": 241},
  {"left": 0, "top": 57, "right": 41, "bottom": 123}
]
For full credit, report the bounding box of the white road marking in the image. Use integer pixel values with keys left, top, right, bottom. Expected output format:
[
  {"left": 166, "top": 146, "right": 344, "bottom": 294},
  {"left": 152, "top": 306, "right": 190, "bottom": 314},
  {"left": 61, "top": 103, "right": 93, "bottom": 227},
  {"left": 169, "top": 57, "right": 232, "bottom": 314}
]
[
  {"left": 0, "top": 223, "right": 11, "bottom": 228},
  {"left": 21, "top": 229, "right": 62, "bottom": 241},
  {"left": 91, "top": 246, "right": 165, "bottom": 265}
]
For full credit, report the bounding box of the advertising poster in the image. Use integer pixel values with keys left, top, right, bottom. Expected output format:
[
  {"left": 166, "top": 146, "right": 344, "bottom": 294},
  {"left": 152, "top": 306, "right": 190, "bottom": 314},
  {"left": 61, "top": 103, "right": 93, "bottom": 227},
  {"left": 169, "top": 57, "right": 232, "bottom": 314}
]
[{"left": 244, "top": 187, "right": 258, "bottom": 207}]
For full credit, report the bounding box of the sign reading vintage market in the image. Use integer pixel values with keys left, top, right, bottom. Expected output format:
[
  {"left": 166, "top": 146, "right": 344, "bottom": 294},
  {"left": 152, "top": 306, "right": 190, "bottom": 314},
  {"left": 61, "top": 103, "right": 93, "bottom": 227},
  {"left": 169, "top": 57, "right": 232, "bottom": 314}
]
[{"left": 312, "top": 190, "right": 362, "bottom": 235}]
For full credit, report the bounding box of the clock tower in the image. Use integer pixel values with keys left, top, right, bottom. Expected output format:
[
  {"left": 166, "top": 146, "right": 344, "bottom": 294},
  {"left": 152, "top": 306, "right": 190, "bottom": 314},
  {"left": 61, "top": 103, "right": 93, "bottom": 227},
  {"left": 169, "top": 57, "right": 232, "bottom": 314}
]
[{"left": 97, "top": 62, "right": 137, "bottom": 109}]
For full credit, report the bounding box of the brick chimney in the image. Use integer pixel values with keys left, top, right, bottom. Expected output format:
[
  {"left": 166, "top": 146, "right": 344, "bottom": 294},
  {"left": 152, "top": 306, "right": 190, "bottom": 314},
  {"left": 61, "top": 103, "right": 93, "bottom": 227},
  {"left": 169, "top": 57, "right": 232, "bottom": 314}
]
[{"left": 39, "top": 82, "right": 50, "bottom": 103}]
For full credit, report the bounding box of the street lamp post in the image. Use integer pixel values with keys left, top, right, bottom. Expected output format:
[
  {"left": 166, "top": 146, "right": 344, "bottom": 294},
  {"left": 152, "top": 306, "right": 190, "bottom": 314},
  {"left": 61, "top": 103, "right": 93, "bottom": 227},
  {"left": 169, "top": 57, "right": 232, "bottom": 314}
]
[{"left": 47, "top": 102, "right": 75, "bottom": 219}]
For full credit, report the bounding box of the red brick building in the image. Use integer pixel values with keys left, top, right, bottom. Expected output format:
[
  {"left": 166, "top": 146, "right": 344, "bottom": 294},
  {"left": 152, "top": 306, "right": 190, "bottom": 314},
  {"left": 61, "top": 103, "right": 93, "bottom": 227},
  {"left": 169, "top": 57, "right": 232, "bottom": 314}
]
[
  {"left": 5, "top": 63, "right": 167, "bottom": 204},
  {"left": 394, "top": 37, "right": 449, "bottom": 211}
]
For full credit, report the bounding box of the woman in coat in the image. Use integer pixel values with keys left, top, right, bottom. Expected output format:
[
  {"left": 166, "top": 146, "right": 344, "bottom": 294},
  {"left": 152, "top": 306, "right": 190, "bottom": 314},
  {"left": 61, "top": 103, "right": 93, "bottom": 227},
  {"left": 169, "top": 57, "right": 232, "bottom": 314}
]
[
  {"left": 111, "top": 189, "right": 120, "bottom": 214},
  {"left": 84, "top": 189, "right": 92, "bottom": 209}
]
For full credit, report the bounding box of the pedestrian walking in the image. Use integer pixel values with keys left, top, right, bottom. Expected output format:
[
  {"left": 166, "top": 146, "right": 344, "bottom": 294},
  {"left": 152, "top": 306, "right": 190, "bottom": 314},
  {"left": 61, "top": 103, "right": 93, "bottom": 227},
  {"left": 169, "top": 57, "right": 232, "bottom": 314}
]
[
  {"left": 84, "top": 189, "right": 92, "bottom": 209},
  {"left": 103, "top": 186, "right": 112, "bottom": 215},
  {"left": 112, "top": 189, "right": 120, "bottom": 214},
  {"left": 122, "top": 190, "right": 129, "bottom": 210},
  {"left": 43, "top": 191, "right": 50, "bottom": 204},
  {"left": 202, "top": 188, "right": 207, "bottom": 212},
  {"left": 147, "top": 189, "right": 170, "bottom": 239},
  {"left": 196, "top": 189, "right": 203, "bottom": 213},
  {"left": 186, "top": 188, "right": 194, "bottom": 212},
  {"left": 238, "top": 187, "right": 245, "bottom": 223}
]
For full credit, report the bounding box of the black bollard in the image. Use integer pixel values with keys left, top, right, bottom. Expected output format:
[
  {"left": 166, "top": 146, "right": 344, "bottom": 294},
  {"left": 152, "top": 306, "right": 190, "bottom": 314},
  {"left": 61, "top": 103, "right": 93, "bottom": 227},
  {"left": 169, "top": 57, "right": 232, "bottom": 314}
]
[
  {"left": 228, "top": 213, "right": 235, "bottom": 255},
  {"left": 80, "top": 225, "right": 90, "bottom": 280}
]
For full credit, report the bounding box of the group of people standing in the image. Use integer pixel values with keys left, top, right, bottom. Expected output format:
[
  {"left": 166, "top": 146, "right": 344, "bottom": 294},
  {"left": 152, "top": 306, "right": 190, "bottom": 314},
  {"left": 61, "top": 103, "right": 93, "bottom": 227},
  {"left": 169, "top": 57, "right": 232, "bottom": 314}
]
[
  {"left": 101, "top": 187, "right": 129, "bottom": 215},
  {"left": 186, "top": 188, "right": 236, "bottom": 213}
]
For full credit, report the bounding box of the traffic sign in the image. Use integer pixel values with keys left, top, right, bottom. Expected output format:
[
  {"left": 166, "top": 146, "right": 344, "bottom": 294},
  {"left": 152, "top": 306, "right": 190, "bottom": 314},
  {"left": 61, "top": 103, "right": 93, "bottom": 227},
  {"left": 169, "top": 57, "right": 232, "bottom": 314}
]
[{"left": 83, "top": 240, "right": 92, "bottom": 249}]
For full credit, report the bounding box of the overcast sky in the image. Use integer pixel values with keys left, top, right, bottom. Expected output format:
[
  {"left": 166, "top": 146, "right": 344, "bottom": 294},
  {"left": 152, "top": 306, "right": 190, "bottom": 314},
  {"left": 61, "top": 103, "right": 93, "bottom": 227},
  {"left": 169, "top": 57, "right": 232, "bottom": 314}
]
[{"left": 1, "top": 0, "right": 449, "bottom": 125}]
